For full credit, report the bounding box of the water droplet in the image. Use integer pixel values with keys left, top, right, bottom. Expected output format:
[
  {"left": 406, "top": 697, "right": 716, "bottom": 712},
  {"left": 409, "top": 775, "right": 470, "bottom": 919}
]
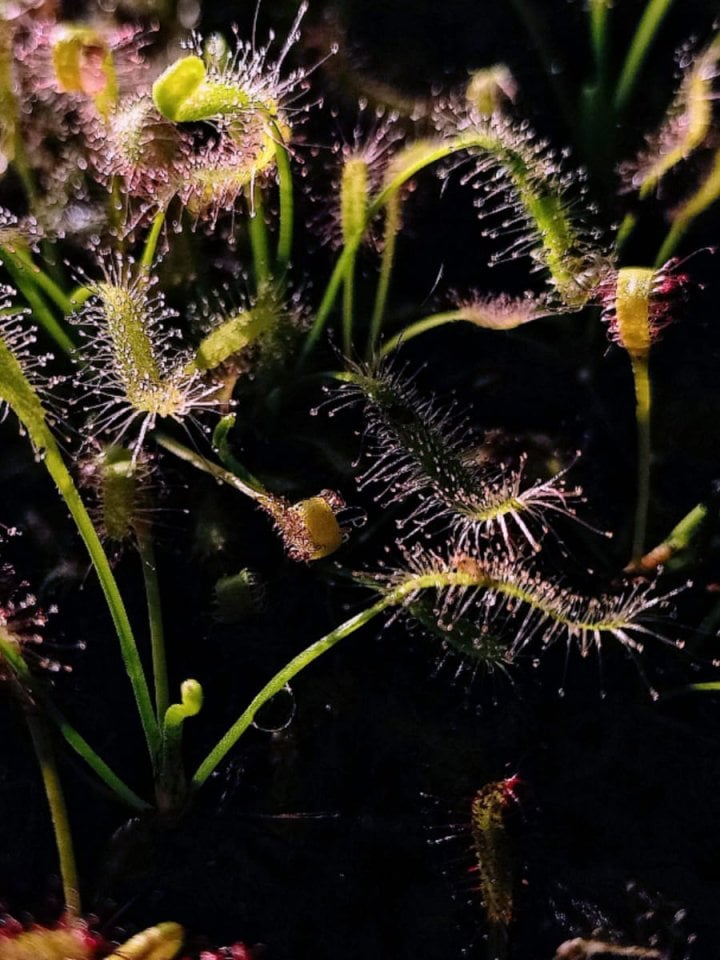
[{"left": 252, "top": 684, "right": 296, "bottom": 733}]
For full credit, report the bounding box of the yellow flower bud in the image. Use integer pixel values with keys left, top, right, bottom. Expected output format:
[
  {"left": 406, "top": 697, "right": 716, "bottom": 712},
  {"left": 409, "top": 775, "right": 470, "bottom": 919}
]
[{"left": 106, "top": 923, "right": 184, "bottom": 960}]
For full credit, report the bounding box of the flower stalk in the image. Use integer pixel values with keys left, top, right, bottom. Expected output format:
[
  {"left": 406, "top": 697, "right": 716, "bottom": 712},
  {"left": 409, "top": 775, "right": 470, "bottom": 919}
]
[
  {"left": 25, "top": 712, "right": 81, "bottom": 916},
  {"left": 368, "top": 192, "right": 401, "bottom": 357},
  {"left": 609, "top": 267, "right": 659, "bottom": 565},
  {"left": 613, "top": 0, "right": 677, "bottom": 116}
]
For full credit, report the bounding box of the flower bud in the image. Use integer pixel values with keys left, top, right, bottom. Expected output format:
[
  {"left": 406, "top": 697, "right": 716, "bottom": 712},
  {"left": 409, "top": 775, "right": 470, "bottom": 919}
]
[
  {"left": 106, "top": 923, "right": 184, "bottom": 960},
  {"left": 264, "top": 490, "right": 345, "bottom": 562},
  {"left": 601, "top": 262, "right": 688, "bottom": 359},
  {"left": 614, "top": 267, "right": 655, "bottom": 358},
  {"left": 295, "top": 496, "right": 344, "bottom": 559}
]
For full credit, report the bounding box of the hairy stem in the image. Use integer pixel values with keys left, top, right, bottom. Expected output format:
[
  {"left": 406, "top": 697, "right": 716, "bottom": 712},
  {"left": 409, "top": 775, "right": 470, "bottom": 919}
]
[
  {"left": 192, "top": 561, "right": 640, "bottom": 787},
  {"left": 108, "top": 175, "right": 124, "bottom": 242}
]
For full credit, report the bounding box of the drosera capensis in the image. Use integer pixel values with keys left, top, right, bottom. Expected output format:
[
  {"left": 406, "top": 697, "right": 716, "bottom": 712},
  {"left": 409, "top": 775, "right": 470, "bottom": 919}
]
[{"left": 0, "top": 1, "right": 718, "bottom": 950}]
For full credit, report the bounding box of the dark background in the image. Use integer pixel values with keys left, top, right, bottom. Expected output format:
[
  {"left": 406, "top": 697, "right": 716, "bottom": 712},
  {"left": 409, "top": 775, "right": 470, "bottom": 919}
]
[{"left": 3, "top": 1, "right": 720, "bottom": 958}]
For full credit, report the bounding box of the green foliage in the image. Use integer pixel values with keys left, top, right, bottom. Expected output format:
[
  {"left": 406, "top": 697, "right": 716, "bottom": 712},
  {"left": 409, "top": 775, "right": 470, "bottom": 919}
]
[{"left": 0, "top": 1, "right": 717, "bottom": 954}]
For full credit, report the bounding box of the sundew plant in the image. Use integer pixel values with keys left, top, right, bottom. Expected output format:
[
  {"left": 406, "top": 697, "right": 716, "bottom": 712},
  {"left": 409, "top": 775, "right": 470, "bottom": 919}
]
[{"left": 1, "top": 0, "right": 720, "bottom": 958}]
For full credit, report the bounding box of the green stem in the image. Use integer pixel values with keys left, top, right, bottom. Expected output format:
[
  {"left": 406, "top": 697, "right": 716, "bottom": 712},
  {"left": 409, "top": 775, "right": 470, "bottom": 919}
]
[
  {"left": 367, "top": 193, "right": 401, "bottom": 359},
  {"left": 342, "top": 257, "right": 356, "bottom": 357},
  {"left": 108, "top": 175, "right": 124, "bottom": 241},
  {"left": 380, "top": 310, "right": 467, "bottom": 357},
  {"left": 157, "top": 679, "right": 202, "bottom": 811},
  {"left": 303, "top": 243, "right": 357, "bottom": 356},
  {"left": 0, "top": 341, "right": 157, "bottom": 763},
  {"left": 700, "top": 591, "right": 720, "bottom": 638},
  {"left": 26, "top": 713, "right": 80, "bottom": 916},
  {"left": 630, "top": 353, "right": 652, "bottom": 566},
  {"left": 641, "top": 500, "right": 711, "bottom": 571},
  {"left": 246, "top": 182, "right": 271, "bottom": 289},
  {"left": 0, "top": 631, "right": 147, "bottom": 810},
  {"left": 212, "top": 414, "right": 263, "bottom": 487},
  {"left": 271, "top": 121, "right": 294, "bottom": 273},
  {"left": 581, "top": 0, "right": 613, "bottom": 168},
  {"left": 140, "top": 208, "right": 167, "bottom": 273},
  {"left": 155, "top": 431, "right": 268, "bottom": 502},
  {"left": 192, "top": 550, "right": 658, "bottom": 788},
  {"left": 42, "top": 440, "right": 159, "bottom": 758},
  {"left": 1, "top": 256, "right": 76, "bottom": 355},
  {"left": 613, "top": 0, "right": 676, "bottom": 115},
  {"left": 191, "top": 593, "right": 394, "bottom": 788},
  {"left": 0, "top": 244, "right": 73, "bottom": 315},
  {"left": 44, "top": 702, "right": 151, "bottom": 811},
  {"left": 684, "top": 682, "right": 720, "bottom": 694},
  {"left": 590, "top": 0, "right": 611, "bottom": 84},
  {"left": 40, "top": 240, "right": 66, "bottom": 287},
  {"left": 136, "top": 522, "right": 168, "bottom": 723},
  {"left": 615, "top": 211, "right": 638, "bottom": 257},
  {"left": 654, "top": 221, "right": 684, "bottom": 267},
  {"left": 653, "top": 152, "right": 720, "bottom": 265},
  {"left": 304, "top": 143, "right": 469, "bottom": 355}
]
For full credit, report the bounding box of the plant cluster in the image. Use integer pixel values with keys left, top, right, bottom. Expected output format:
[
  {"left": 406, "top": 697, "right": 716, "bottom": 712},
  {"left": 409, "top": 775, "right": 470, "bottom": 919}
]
[{"left": 0, "top": 0, "right": 719, "bottom": 957}]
